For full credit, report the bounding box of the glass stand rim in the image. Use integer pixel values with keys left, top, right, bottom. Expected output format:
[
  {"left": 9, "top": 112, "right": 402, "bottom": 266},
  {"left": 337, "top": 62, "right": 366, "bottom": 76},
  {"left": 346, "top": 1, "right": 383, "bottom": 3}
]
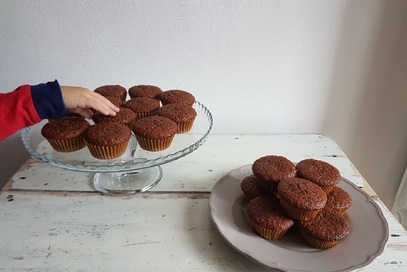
[
  {"left": 22, "top": 101, "right": 213, "bottom": 173},
  {"left": 21, "top": 101, "right": 213, "bottom": 196}
]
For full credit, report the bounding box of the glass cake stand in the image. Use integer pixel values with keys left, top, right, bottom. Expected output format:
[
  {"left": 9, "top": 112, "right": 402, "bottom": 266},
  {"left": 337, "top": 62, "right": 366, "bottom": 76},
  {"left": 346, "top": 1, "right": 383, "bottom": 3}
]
[{"left": 21, "top": 101, "right": 213, "bottom": 195}]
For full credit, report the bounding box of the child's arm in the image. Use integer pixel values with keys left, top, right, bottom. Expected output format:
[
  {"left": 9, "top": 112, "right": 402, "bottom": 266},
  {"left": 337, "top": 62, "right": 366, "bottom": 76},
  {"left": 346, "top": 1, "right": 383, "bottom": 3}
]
[
  {"left": 0, "top": 84, "right": 42, "bottom": 141},
  {"left": 60, "top": 85, "right": 119, "bottom": 118},
  {"left": 0, "top": 80, "right": 119, "bottom": 141}
]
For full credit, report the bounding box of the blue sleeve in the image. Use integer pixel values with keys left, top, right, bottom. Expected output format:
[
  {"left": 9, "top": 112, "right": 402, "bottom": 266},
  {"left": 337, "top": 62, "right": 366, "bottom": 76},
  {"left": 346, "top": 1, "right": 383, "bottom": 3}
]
[{"left": 30, "top": 80, "right": 68, "bottom": 119}]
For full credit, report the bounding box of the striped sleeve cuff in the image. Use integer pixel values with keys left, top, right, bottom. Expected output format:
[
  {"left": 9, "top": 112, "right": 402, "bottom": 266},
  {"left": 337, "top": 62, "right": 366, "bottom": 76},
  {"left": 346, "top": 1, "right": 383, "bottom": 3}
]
[{"left": 30, "top": 80, "right": 68, "bottom": 119}]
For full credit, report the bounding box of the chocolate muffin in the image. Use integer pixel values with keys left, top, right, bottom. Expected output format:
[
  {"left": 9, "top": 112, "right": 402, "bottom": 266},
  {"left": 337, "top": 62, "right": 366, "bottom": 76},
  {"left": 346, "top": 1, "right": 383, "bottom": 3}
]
[
  {"left": 92, "top": 107, "right": 137, "bottom": 128},
  {"left": 247, "top": 196, "right": 294, "bottom": 240},
  {"left": 251, "top": 155, "right": 296, "bottom": 192},
  {"left": 325, "top": 186, "right": 352, "bottom": 215},
  {"left": 90, "top": 96, "right": 124, "bottom": 114},
  {"left": 240, "top": 175, "right": 268, "bottom": 204},
  {"left": 48, "top": 113, "right": 85, "bottom": 122},
  {"left": 105, "top": 96, "right": 124, "bottom": 108},
  {"left": 41, "top": 118, "right": 90, "bottom": 152},
  {"left": 277, "top": 177, "right": 327, "bottom": 221},
  {"left": 122, "top": 97, "right": 160, "bottom": 121},
  {"left": 296, "top": 159, "right": 341, "bottom": 193},
  {"left": 84, "top": 122, "right": 131, "bottom": 160},
  {"left": 157, "top": 90, "right": 195, "bottom": 107},
  {"left": 156, "top": 103, "right": 197, "bottom": 133},
  {"left": 94, "top": 85, "right": 127, "bottom": 101},
  {"left": 299, "top": 208, "right": 351, "bottom": 249},
  {"left": 128, "top": 85, "right": 163, "bottom": 100},
  {"left": 132, "top": 116, "right": 177, "bottom": 151}
]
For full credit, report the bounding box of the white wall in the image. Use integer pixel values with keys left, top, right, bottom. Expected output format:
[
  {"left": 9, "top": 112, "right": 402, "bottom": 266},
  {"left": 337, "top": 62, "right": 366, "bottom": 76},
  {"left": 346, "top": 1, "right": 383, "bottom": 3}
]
[{"left": 1, "top": 0, "right": 406, "bottom": 208}]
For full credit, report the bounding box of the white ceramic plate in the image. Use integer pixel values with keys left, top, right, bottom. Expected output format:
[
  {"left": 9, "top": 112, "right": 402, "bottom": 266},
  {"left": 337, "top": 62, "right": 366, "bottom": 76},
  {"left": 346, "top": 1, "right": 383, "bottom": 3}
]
[{"left": 209, "top": 165, "right": 389, "bottom": 272}]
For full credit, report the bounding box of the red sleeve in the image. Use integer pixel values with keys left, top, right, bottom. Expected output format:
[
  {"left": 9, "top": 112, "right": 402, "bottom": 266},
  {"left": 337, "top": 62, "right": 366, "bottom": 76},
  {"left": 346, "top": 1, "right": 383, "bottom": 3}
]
[{"left": 0, "top": 85, "right": 42, "bottom": 141}]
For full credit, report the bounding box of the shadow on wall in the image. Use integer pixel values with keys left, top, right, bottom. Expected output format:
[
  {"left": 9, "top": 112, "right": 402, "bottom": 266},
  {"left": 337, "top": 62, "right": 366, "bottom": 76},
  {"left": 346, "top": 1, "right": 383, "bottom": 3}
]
[
  {"left": 323, "top": 0, "right": 407, "bottom": 208},
  {"left": 0, "top": 132, "right": 30, "bottom": 189}
]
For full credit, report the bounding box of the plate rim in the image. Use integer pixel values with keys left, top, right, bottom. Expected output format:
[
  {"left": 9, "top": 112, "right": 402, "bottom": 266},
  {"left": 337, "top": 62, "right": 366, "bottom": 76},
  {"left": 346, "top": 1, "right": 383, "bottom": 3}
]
[{"left": 209, "top": 164, "right": 389, "bottom": 272}]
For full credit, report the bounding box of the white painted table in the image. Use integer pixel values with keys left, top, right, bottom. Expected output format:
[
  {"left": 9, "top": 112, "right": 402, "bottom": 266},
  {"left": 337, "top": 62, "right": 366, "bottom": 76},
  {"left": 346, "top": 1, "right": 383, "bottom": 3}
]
[{"left": 1, "top": 134, "right": 406, "bottom": 271}]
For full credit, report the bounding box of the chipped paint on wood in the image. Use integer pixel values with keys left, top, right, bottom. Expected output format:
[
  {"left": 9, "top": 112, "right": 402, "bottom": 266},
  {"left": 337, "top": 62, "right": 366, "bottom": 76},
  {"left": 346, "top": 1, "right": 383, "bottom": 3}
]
[
  {"left": 0, "top": 134, "right": 405, "bottom": 271},
  {"left": 4, "top": 134, "right": 365, "bottom": 193}
]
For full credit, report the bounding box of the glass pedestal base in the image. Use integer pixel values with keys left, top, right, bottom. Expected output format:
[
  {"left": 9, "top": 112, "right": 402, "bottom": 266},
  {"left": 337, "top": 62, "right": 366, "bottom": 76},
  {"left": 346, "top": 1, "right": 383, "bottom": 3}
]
[
  {"left": 22, "top": 101, "right": 213, "bottom": 196},
  {"left": 93, "top": 166, "right": 163, "bottom": 195}
]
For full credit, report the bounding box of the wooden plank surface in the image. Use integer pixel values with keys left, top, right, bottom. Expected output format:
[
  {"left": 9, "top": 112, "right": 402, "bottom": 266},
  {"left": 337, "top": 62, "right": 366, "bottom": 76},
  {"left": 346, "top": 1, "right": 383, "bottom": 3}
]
[
  {"left": 5, "top": 134, "right": 364, "bottom": 192},
  {"left": 1, "top": 133, "right": 405, "bottom": 271},
  {"left": 0, "top": 192, "right": 406, "bottom": 272}
]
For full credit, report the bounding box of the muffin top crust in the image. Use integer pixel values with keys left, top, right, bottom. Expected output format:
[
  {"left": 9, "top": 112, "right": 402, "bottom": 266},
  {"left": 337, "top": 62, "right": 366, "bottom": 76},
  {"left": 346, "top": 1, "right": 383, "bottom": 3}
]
[
  {"left": 299, "top": 208, "right": 350, "bottom": 241},
  {"left": 296, "top": 159, "right": 341, "bottom": 187},
  {"left": 252, "top": 155, "right": 296, "bottom": 183},
  {"left": 94, "top": 85, "right": 127, "bottom": 101},
  {"left": 123, "top": 97, "right": 160, "bottom": 113},
  {"left": 241, "top": 175, "right": 268, "bottom": 202},
  {"left": 92, "top": 107, "right": 137, "bottom": 125},
  {"left": 132, "top": 116, "right": 177, "bottom": 139},
  {"left": 41, "top": 118, "right": 90, "bottom": 140},
  {"left": 128, "top": 85, "right": 162, "bottom": 99},
  {"left": 156, "top": 103, "right": 197, "bottom": 122},
  {"left": 325, "top": 186, "right": 352, "bottom": 211},
  {"left": 277, "top": 177, "right": 327, "bottom": 210},
  {"left": 84, "top": 122, "right": 131, "bottom": 146},
  {"left": 247, "top": 196, "right": 294, "bottom": 230},
  {"left": 157, "top": 90, "right": 195, "bottom": 106}
]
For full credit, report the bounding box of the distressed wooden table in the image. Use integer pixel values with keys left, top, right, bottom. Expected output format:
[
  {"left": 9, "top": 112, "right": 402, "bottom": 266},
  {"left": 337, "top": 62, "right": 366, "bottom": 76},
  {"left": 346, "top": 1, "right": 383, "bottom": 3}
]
[{"left": 1, "top": 134, "right": 406, "bottom": 271}]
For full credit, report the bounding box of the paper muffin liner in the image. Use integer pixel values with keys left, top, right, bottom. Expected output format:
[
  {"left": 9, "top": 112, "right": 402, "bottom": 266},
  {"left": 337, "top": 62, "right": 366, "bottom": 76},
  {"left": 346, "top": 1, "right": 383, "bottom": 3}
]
[
  {"left": 86, "top": 141, "right": 129, "bottom": 160},
  {"left": 255, "top": 179, "right": 278, "bottom": 193},
  {"left": 334, "top": 208, "right": 349, "bottom": 216},
  {"left": 135, "top": 111, "right": 157, "bottom": 121},
  {"left": 251, "top": 221, "right": 289, "bottom": 240},
  {"left": 136, "top": 135, "right": 175, "bottom": 152},
  {"left": 176, "top": 118, "right": 196, "bottom": 134},
  {"left": 340, "top": 209, "right": 349, "bottom": 215},
  {"left": 279, "top": 198, "right": 321, "bottom": 222},
  {"left": 243, "top": 194, "right": 251, "bottom": 204},
  {"left": 243, "top": 190, "right": 270, "bottom": 204},
  {"left": 243, "top": 193, "right": 258, "bottom": 204},
  {"left": 161, "top": 101, "right": 194, "bottom": 107},
  {"left": 300, "top": 230, "right": 338, "bottom": 249},
  {"left": 321, "top": 185, "right": 335, "bottom": 194},
  {"left": 47, "top": 135, "right": 86, "bottom": 152}
]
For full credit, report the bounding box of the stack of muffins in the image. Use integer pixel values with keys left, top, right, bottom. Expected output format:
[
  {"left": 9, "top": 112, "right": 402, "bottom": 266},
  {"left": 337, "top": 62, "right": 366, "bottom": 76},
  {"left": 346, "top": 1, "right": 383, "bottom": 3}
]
[
  {"left": 41, "top": 84, "right": 198, "bottom": 160},
  {"left": 241, "top": 156, "right": 352, "bottom": 249}
]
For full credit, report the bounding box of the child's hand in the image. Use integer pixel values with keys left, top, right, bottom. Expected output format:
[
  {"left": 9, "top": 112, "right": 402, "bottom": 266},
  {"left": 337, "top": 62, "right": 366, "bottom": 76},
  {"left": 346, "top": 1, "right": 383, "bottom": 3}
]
[{"left": 60, "top": 86, "right": 120, "bottom": 118}]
